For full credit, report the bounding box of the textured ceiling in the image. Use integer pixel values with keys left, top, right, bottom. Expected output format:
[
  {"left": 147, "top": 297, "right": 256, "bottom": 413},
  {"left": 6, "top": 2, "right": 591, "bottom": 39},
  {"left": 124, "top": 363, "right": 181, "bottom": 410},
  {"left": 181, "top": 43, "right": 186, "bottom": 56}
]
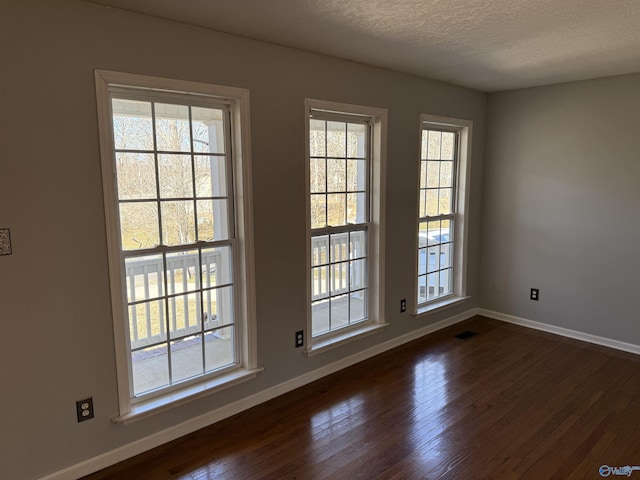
[{"left": 86, "top": 0, "right": 640, "bottom": 91}]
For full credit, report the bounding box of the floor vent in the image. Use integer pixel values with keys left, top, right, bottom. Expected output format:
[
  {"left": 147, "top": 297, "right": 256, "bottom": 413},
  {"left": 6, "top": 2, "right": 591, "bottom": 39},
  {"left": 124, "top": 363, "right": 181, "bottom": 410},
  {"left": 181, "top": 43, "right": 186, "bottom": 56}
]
[{"left": 455, "top": 330, "right": 478, "bottom": 340}]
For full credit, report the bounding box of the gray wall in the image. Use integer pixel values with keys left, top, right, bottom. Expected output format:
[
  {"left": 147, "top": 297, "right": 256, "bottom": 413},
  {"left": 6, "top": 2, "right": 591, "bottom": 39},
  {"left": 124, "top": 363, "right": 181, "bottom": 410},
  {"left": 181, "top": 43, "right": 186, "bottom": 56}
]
[
  {"left": 0, "top": 1, "right": 485, "bottom": 478},
  {"left": 481, "top": 73, "right": 640, "bottom": 342}
]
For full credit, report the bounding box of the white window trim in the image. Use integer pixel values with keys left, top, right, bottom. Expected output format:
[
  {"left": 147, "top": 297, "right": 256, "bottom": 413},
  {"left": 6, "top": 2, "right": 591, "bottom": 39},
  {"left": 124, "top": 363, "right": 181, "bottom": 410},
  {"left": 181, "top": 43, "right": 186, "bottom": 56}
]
[
  {"left": 303, "top": 99, "right": 388, "bottom": 354},
  {"left": 414, "top": 114, "right": 473, "bottom": 318},
  {"left": 95, "top": 70, "right": 260, "bottom": 422}
]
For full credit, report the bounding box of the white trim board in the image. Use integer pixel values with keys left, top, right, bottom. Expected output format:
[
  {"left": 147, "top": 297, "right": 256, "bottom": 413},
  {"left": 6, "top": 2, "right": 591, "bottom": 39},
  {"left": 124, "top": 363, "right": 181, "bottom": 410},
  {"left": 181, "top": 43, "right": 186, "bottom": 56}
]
[
  {"left": 40, "top": 308, "right": 478, "bottom": 480},
  {"left": 478, "top": 309, "right": 640, "bottom": 356}
]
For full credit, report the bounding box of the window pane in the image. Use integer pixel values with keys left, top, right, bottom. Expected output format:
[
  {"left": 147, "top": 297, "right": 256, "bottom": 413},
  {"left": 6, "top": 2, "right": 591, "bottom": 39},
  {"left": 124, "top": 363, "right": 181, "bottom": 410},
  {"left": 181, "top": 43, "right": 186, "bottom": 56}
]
[
  {"left": 346, "top": 192, "right": 366, "bottom": 224},
  {"left": 426, "top": 161, "right": 440, "bottom": 188},
  {"left": 428, "top": 130, "right": 441, "bottom": 160},
  {"left": 166, "top": 250, "right": 200, "bottom": 295},
  {"left": 311, "top": 235, "right": 329, "bottom": 266},
  {"left": 426, "top": 190, "right": 439, "bottom": 216},
  {"left": 427, "top": 272, "right": 440, "bottom": 299},
  {"left": 418, "top": 275, "right": 427, "bottom": 304},
  {"left": 347, "top": 123, "right": 366, "bottom": 158},
  {"left": 201, "top": 246, "right": 233, "bottom": 288},
  {"left": 427, "top": 246, "right": 440, "bottom": 273},
  {"left": 330, "top": 294, "right": 349, "bottom": 330},
  {"left": 310, "top": 158, "right": 326, "bottom": 193},
  {"left": 197, "top": 199, "right": 229, "bottom": 241},
  {"left": 439, "top": 188, "right": 452, "bottom": 215},
  {"left": 312, "top": 266, "right": 329, "bottom": 300},
  {"left": 116, "top": 153, "right": 157, "bottom": 200},
  {"left": 440, "top": 243, "right": 452, "bottom": 269},
  {"left": 440, "top": 161, "right": 453, "bottom": 188},
  {"left": 310, "top": 194, "right": 327, "bottom": 229},
  {"left": 205, "top": 329, "right": 235, "bottom": 372},
  {"left": 311, "top": 299, "right": 330, "bottom": 336},
  {"left": 201, "top": 289, "right": 218, "bottom": 327},
  {"left": 128, "top": 300, "right": 165, "bottom": 348},
  {"left": 441, "top": 219, "right": 451, "bottom": 239},
  {"left": 125, "top": 254, "right": 164, "bottom": 303},
  {"left": 331, "top": 262, "right": 348, "bottom": 294},
  {"left": 427, "top": 220, "right": 442, "bottom": 243},
  {"left": 349, "top": 230, "right": 367, "bottom": 259},
  {"left": 418, "top": 221, "right": 429, "bottom": 248},
  {"left": 327, "top": 158, "right": 346, "bottom": 192},
  {"left": 132, "top": 344, "right": 169, "bottom": 395},
  {"left": 112, "top": 99, "right": 153, "bottom": 151},
  {"left": 309, "top": 119, "right": 326, "bottom": 156},
  {"left": 421, "top": 131, "right": 429, "bottom": 160},
  {"left": 418, "top": 248, "right": 427, "bottom": 276},
  {"left": 349, "top": 289, "right": 367, "bottom": 323},
  {"left": 192, "top": 107, "right": 225, "bottom": 154},
  {"left": 440, "top": 269, "right": 452, "bottom": 296},
  {"left": 327, "top": 193, "right": 346, "bottom": 226},
  {"left": 168, "top": 293, "right": 201, "bottom": 340},
  {"left": 158, "top": 154, "right": 193, "bottom": 199},
  {"left": 347, "top": 159, "right": 366, "bottom": 192},
  {"left": 441, "top": 132, "right": 455, "bottom": 160},
  {"left": 161, "top": 200, "right": 196, "bottom": 246},
  {"left": 119, "top": 202, "right": 159, "bottom": 250},
  {"left": 327, "top": 121, "right": 346, "bottom": 157},
  {"left": 419, "top": 190, "right": 427, "bottom": 218},
  {"left": 330, "top": 233, "right": 349, "bottom": 262},
  {"left": 195, "top": 156, "right": 227, "bottom": 197},
  {"left": 171, "top": 336, "right": 203, "bottom": 383},
  {"left": 349, "top": 259, "right": 366, "bottom": 290},
  {"left": 155, "top": 103, "right": 191, "bottom": 152},
  {"left": 420, "top": 161, "right": 427, "bottom": 189},
  {"left": 203, "top": 285, "right": 234, "bottom": 326}
]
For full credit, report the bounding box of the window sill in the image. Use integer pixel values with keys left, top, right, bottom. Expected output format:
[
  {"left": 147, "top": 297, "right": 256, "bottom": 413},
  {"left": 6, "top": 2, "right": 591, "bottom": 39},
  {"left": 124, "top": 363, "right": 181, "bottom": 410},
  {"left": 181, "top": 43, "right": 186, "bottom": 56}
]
[
  {"left": 112, "top": 367, "right": 263, "bottom": 425},
  {"left": 413, "top": 295, "right": 470, "bottom": 320},
  {"left": 305, "top": 322, "right": 390, "bottom": 356}
]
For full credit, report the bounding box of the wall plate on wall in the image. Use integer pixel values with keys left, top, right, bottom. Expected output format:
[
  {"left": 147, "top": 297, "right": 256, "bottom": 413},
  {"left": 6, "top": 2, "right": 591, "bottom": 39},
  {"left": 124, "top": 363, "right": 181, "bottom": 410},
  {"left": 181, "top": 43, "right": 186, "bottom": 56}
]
[{"left": 0, "top": 229, "right": 12, "bottom": 256}]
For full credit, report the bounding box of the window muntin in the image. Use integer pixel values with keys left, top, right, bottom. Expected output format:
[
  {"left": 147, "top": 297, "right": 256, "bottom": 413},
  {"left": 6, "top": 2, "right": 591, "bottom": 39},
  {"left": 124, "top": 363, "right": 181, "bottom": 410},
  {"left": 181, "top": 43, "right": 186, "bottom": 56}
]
[
  {"left": 108, "top": 89, "right": 240, "bottom": 401},
  {"left": 418, "top": 128, "right": 458, "bottom": 304},
  {"left": 309, "top": 113, "right": 371, "bottom": 337}
]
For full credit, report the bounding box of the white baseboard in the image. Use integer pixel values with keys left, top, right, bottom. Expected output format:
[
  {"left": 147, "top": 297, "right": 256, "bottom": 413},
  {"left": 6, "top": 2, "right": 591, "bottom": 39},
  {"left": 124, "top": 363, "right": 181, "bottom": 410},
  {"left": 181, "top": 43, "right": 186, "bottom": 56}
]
[
  {"left": 478, "top": 308, "right": 640, "bottom": 355},
  {"left": 40, "top": 307, "right": 478, "bottom": 480}
]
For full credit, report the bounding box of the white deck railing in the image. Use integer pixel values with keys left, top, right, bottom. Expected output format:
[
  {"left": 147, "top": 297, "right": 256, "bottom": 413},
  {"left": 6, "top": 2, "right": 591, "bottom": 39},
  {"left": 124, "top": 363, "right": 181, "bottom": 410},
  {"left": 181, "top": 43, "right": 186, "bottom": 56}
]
[
  {"left": 311, "top": 231, "right": 366, "bottom": 302},
  {"left": 127, "top": 232, "right": 368, "bottom": 349},
  {"left": 126, "top": 250, "right": 224, "bottom": 350}
]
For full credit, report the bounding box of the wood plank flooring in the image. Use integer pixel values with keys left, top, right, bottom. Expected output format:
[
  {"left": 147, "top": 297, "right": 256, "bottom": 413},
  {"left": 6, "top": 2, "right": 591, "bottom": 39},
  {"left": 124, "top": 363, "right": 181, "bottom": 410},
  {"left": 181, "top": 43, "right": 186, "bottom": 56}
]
[{"left": 82, "top": 316, "right": 640, "bottom": 479}]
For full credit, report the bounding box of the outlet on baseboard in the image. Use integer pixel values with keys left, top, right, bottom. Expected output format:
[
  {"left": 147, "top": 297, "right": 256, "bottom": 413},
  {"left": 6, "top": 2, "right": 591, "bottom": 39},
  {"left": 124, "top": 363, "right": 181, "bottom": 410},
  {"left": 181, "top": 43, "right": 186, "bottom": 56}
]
[{"left": 530, "top": 288, "right": 539, "bottom": 301}]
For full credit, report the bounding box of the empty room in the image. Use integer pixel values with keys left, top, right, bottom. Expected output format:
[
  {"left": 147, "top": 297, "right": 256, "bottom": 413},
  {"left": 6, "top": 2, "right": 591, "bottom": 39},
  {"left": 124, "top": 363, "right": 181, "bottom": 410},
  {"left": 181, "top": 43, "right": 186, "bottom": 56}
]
[{"left": 1, "top": 1, "right": 639, "bottom": 479}]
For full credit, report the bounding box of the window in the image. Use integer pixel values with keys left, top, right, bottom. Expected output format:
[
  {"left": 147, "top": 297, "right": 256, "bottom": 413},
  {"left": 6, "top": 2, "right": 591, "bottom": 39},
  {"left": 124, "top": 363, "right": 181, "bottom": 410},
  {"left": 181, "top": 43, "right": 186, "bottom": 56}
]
[
  {"left": 416, "top": 115, "right": 472, "bottom": 313},
  {"left": 95, "top": 71, "right": 258, "bottom": 420},
  {"left": 305, "top": 99, "right": 387, "bottom": 353}
]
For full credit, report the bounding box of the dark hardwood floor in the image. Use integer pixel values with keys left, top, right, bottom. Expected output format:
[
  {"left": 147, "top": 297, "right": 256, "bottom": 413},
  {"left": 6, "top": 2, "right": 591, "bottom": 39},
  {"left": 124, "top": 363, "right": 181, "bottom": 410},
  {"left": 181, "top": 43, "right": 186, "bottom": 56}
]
[{"left": 82, "top": 316, "right": 640, "bottom": 479}]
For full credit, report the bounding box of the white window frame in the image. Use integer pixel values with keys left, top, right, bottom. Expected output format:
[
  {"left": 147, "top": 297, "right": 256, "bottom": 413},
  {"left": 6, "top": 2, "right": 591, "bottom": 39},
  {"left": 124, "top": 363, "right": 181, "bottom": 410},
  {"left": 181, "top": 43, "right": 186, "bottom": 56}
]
[
  {"left": 95, "top": 70, "right": 259, "bottom": 422},
  {"left": 415, "top": 114, "right": 472, "bottom": 316},
  {"left": 304, "top": 99, "right": 388, "bottom": 355}
]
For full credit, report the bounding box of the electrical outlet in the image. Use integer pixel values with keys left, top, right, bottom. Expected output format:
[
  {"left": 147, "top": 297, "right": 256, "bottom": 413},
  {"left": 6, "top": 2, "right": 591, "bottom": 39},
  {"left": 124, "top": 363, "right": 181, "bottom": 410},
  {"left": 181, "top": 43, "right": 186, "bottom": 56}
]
[
  {"left": 491, "top": 282, "right": 501, "bottom": 293},
  {"left": 530, "top": 288, "right": 539, "bottom": 301},
  {"left": 76, "top": 397, "right": 94, "bottom": 422},
  {"left": 400, "top": 299, "right": 407, "bottom": 313},
  {"left": 295, "top": 330, "right": 304, "bottom": 348}
]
